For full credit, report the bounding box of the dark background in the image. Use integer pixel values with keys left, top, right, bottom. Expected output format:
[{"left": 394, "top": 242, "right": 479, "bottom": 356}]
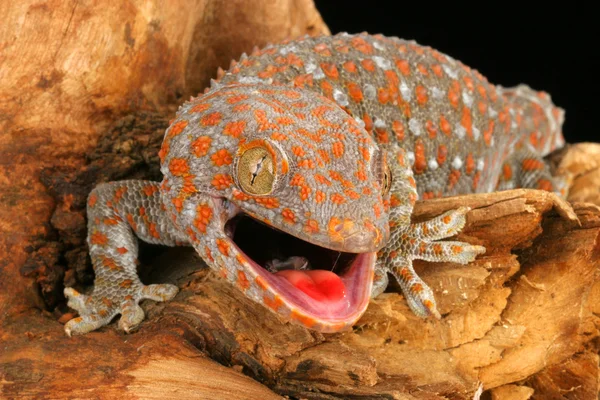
[{"left": 314, "top": 2, "right": 598, "bottom": 144}]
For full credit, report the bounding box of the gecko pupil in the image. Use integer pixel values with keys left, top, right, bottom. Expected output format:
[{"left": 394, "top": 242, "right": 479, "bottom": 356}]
[{"left": 250, "top": 155, "right": 267, "bottom": 185}]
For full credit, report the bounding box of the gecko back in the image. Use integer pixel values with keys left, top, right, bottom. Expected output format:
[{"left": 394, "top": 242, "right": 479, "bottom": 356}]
[{"left": 214, "top": 32, "right": 567, "bottom": 198}]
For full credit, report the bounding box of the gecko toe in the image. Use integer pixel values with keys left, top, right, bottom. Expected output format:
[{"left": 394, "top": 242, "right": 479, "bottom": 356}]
[
  {"left": 118, "top": 300, "right": 145, "bottom": 333},
  {"left": 141, "top": 283, "right": 179, "bottom": 302}
]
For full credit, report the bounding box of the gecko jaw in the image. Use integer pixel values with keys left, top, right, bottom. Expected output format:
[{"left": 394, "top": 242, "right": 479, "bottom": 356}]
[{"left": 224, "top": 213, "right": 375, "bottom": 332}]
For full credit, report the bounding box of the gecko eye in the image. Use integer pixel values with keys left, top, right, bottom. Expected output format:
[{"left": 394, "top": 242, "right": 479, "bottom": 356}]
[
  {"left": 382, "top": 164, "right": 392, "bottom": 195},
  {"left": 237, "top": 146, "right": 275, "bottom": 195}
]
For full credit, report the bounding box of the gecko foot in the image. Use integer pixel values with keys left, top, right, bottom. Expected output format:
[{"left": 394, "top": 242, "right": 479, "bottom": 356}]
[
  {"left": 374, "top": 206, "right": 486, "bottom": 318},
  {"left": 63, "top": 283, "right": 178, "bottom": 336}
]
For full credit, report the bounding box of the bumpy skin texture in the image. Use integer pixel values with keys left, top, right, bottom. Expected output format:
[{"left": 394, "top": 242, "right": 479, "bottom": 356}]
[{"left": 64, "top": 33, "right": 567, "bottom": 336}]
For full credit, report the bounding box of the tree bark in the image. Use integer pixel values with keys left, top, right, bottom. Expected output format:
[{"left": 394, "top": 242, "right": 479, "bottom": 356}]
[{"left": 1, "top": 2, "right": 599, "bottom": 399}]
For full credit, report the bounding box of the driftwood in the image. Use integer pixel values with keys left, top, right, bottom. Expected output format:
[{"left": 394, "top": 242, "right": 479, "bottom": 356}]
[{"left": 1, "top": 1, "right": 600, "bottom": 399}]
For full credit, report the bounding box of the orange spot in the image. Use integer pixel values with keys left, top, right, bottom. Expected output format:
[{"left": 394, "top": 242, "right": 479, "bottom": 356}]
[
  {"left": 255, "top": 197, "right": 280, "bottom": 209},
  {"left": 414, "top": 140, "right": 427, "bottom": 174},
  {"left": 377, "top": 88, "right": 390, "bottom": 104},
  {"left": 395, "top": 59, "right": 410, "bottom": 76},
  {"left": 211, "top": 149, "right": 233, "bottom": 166},
  {"left": 237, "top": 270, "right": 250, "bottom": 290},
  {"left": 293, "top": 73, "right": 314, "bottom": 88},
  {"left": 263, "top": 294, "right": 283, "bottom": 312},
  {"left": 362, "top": 113, "right": 373, "bottom": 133},
  {"left": 304, "top": 219, "right": 319, "bottom": 234},
  {"left": 299, "top": 185, "right": 311, "bottom": 201},
  {"left": 103, "top": 217, "right": 119, "bottom": 226},
  {"left": 463, "top": 76, "right": 474, "bottom": 91},
  {"left": 478, "top": 101, "right": 487, "bottom": 115},
  {"left": 346, "top": 82, "right": 363, "bottom": 102},
  {"left": 317, "top": 149, "right": 331, "bottom": 164},
  {"left": 320, "top": 80, "right": 334, "bottom": 99},
  {"left": 90, "top": 232, "right": 108, "bottom": 245},
  {"left": 143, "top": 185, "right": 158, "bottom": 197},
  {"left": 116, "top": 247, "right": 128, "bottom": 254},
  {"left": 375, "top": 127, "right": 389, "bottom": 144},
  {"left": 392, "top": 121, "right": 405, "bottom": 141},
  {"left": 448, "top": 170, "right": 461, "bottom": 189},
  {"left": 361, "top": 59, "right": 376, "bottom": 72},
  {"left": 292, "top": 146, "right": 305, "bottom": 157},
  {"left": 191, "top": 136, "right": 212, "bottom": 157},
  {"left": 216, "top": 238, "right": 230, "bottom": 256},
  {"left": 211, "top": 174, "right": 233, "bottom": 190},
  {"left": 332, "top": 141, "right": 344, "bottom": 158},
  {"left": 425, "top": 120, "right": 437, "bottom": 139},
  {"left": 290, "top": 174, "right": 305, "bottom": 186},
  {"left": 120, "top": 279, "right": 133, "bottom": 288},
  {"left": 255, "top": 276, "right": 269, "bottom": 291},
  {"left": 351, "top": 36, "right": 374, "bottom": 54},
  {"left": 502, "top": 164, "right": 513, "bottom": 181},
  {"left": 127, "top": 214, "right": 137, "bottom": 231},
  {"left": 465, "top": 153, "right": 475, "bottom": 175},
  {"left": 101, "top": 256, "right": 119, "bottom": 271},
  {"left": 461, "top": 106, "right": 473, "bottom": 138},
  {"left": 271, "top": 132, "right": 287, "bottom": 141},
  {"left": 258, "top": 64, "right": 278, "bottom": 79},
  {"left": 343, "top": 60, "right": 357, "bottom": 73},
  {"left": 320, "top": 62, "right": 339, "bottom": 79},
  {"left": 88, "top": 194, "right": 97, "bottom": 207},
  {"left": 440, "top": 116, "right": 451, "bottom": 136},
  {"left": 483, "top": 120, "right": 494, "bottom": 146},
  {"left": 113, "top": 187, "right": 127, "bottom": 204},
  {"left": 226, "top": 94, "right": 249, "bottom": 104},
  {"left": 232, "top": 189, "right": 250, "bottom": 202},
  {"left": 431, "top": 64, "right": 443, "bottom": 77},
  {"left": 521, "top": 158, "right": 545, "bottom": 171},
  {"left": 148, "top": 223, "right": 160, "bottom": 239},
  {"left": 194, "top": 204, "right": 213, "bottom": 233},
  {"left": 330, "top": 193, "right": 346, "bottom": 204},
  {"left": 448, "top": 80, "right": 460, "bottom": 108},
  {"left": 254, "top": 109, "right": 277, "bottom": 131},
  {"left": 537, "top": 179, "right": 553, "bottom": 192},
  {"left": 201, "top": 112, "right": 222, "bottom": 126},
  {"left": 298, "top": 159, "right": 315, "bottom": 169},
  {"left": 290, "top": 310, "right": 316, "bottom": 328},
  {"left": 315, "top": 190, "right": 326, "bottom": 203},
  {"left": 314, "top": 174, "right": 331, "bottom": 186},
  {"left": 415, "top": 85, "right": 428, "bottom": 106},
  {"left": 171, "top": 197, "right": 184, "bottom": 213},
  {"left": 452, "top": 245, "right": 463, "bottom": 254},
  {"left": 190, "top": 103, "right": 211, "bottom": 113},
  {"left": 223, "top": 121, "right": 246, "bottom": 138},
  {"left": 167, "top": 120, "right": 188, "bottom": 137},
  {"left": 282, "top": 208, "right": 296, "bottom": 224},
  {"left": 233, "top": 104, "right": 251, "bottom": 112}
]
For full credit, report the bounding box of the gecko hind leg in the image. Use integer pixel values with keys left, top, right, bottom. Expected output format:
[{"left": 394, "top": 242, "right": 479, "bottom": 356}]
[
  {"left": 63, "top": 181, "right": 188, "bottom": 336},
  {"left": 371, "top": 146, "right": 486, "bottom": 318},
  {"left": 496, "top": 147, "right": 569, "bottom": 198}
]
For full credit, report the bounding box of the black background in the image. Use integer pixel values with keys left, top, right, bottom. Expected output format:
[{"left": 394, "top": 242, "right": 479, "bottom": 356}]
[{"left": 313, "top": 2, "right": 598, "bottom": 144}]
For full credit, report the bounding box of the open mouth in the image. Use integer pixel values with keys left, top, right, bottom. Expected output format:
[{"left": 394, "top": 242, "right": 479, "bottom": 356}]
[{"left": 224, "top": 213, "right": 376, "bottom": 327}]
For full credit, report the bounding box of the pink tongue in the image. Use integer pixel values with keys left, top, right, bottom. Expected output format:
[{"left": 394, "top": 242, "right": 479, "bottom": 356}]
[{"left": 275, "top": 270, "right": 346, "bottom": 302}]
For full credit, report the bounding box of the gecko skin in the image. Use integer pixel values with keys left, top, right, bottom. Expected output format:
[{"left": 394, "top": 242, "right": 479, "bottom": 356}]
[{"left": 63, "top": 32, "right": 567, "bottom": 336}]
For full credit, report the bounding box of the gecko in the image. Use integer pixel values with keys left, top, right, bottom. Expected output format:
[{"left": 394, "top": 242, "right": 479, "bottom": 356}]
[{"left": 63, "top": 32, "right": 567, "bottom": 336}]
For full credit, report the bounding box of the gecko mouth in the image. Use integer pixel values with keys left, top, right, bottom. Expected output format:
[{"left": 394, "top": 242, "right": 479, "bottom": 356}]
[{"left": 224, "top": 213, "right": 375, "bottom": 330}]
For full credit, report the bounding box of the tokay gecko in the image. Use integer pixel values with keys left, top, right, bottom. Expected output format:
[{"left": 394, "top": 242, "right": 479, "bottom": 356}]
[{"left": 63, "top": 32, "right": 567, "bottom": 336}]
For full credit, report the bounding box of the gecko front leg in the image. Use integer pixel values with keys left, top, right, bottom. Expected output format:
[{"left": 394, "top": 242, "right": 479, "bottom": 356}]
[
  {"left": 371, "top": 146, "right": 486, "bottom": 318},
  {"left": 63, "top": 180, "right": 188, "bottom": 336}
]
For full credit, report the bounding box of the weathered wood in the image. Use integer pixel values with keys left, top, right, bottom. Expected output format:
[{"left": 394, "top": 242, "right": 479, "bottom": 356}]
[{"left": 2, "top": 1, "right": 600, "bottom": 399}]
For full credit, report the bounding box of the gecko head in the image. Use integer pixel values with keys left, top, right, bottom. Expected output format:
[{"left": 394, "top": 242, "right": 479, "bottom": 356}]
[{"left": 160, "top": 83, "right": 393, "bottom": 332}]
